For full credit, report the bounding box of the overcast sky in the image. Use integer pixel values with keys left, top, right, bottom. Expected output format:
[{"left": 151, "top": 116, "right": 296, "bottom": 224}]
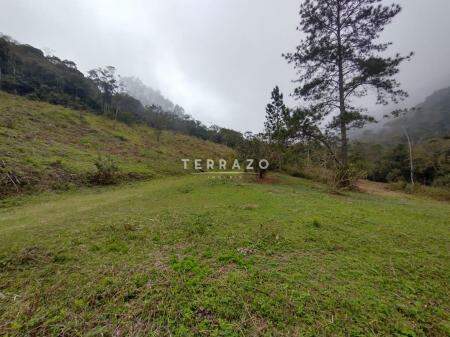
[{"left": 1, "top": 0, "right": 450, "bottom": 132}]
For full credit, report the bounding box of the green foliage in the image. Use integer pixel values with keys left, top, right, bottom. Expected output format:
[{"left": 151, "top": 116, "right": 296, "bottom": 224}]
[
  {"left": 264, "top": 86, "right": 290, "bottom": 147},
  {"left": 237, "top": 132, "right": 274, "bottom": 178},
  {"left": 91, "top": 156, "right": 119, "bottom": 185},
  {"left": 389, "top": 181, "right": 450, "bottom": 201},
  {"left": 0, "top": 35, "right": 100, "bottom": 110},
  {"left": 283, "top": 0, "right": 412, "bottom": 173},
  {"left": 350, "top": 138, "right": 450, "bottom": 186},
  {"left": 367, "top": 87, "right": 450, "bottom": 142}
]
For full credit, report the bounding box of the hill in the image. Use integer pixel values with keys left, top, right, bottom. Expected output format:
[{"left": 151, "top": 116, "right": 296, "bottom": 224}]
[
  {"left": 385, "top": 86, "right": 450, "bottom": 140},
  {"left": 359, "top": 86, "right": 450, "bottom": 142},
  {"left": 0, "top": 35, "right": 244, "bottom": 148},
  {"left": 0, "top": 92, "right": 234, "bottom": 197},
  {"left": 0, "top": 34, "right": 100, "bottom": 110},
  {"left": 0, "top": 174, "right": 448, "bottom": 336}
]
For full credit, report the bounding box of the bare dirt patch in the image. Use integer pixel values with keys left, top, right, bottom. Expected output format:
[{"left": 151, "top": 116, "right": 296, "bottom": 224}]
[{"left": 356, "top": 180, "right": 405, "bottom": 198}]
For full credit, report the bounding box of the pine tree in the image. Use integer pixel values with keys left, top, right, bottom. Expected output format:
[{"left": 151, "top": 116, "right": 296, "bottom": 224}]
[
  {"left": 264, "top": 86, "right": 291, "bottom": 169},
  {"left": 264, "top": 86, "right": 290, "bottom": 147},
  {"left": 284, "top": 0, "right": 413, "bottom": 184}
]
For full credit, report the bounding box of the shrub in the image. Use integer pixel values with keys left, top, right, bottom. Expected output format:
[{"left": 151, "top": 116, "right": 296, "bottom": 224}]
[
  {"left": 328, "top": 165, "right": 367, "bottom": 190},
  {"left": 389, "top": 182, "right": 450, "bottom": 201},
  {"left": 286, "top": 165, "right": 330, "bottom": 184},
  {"left": 91, "top": 156, "right": 119, "bottom": 185},
  {"left": 0, "top": 160, "right": 23, "bottom": 196},
  {"left": 433, "top": 174, "right": 450, "bottom": 188}
]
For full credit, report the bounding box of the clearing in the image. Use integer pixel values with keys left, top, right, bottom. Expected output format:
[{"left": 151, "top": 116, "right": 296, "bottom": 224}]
[{"left": 0, "top": 174, "right": 449, "bottom": 336}]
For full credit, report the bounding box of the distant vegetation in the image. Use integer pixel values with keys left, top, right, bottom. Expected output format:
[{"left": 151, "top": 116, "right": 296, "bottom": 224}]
[
  {"left": 0, "top": 34, "right": 244, "bottom": 149},
  {"left": 0, "top": 2, "right": 449, "bottom": 335},
  {"left": 0, "top": 34, "right": 100, "bottom": 110},
  {"left": 256, "top": 84, "right": 450, "bottom": 194},
  {"left": 364, "top": 87, "right": 450, "bottom": 141}
]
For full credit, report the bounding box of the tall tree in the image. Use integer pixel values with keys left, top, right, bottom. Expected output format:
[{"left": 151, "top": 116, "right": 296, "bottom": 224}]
[
  {"left": 264, "top": 86, "right": 291, "bottom": 169},
  {"left": 88, "top": 66, "right": 119, "bottom": 114},
  {"left": 264, "top": 86, "right": 290, "bottom": 146},
  {"left": 284, "top": 0, "right": 413, "bottom": 183}
]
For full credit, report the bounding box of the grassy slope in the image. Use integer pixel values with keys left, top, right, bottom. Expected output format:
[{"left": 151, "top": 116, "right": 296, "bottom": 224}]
[
  {"left": 0, "top": 92, "right": 234, "bottom": 195},
  {"left": 0, "top": 174, "right": 449, "bottom": 336}
]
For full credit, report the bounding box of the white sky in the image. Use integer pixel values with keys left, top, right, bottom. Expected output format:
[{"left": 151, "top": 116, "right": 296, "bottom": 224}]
[{"left": 1, "top": 0, "right": 450, "bottom": 132}]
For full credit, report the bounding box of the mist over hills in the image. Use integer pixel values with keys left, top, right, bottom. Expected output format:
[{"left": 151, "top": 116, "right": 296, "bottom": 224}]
[
  {"left": 1, "top": 31, "right": 449, "bottom": 150},
  {"left": 388, "top": 86, "right": 450, "bottom": 138},
  {"left": 0, "top": 34, "right": 245, "bottom": 147},
  {"left": 358, "top": 86, "right": 450, "bottom": 143},
  {"left": 0, "top": 34, "right": 182, "bottom": 117},
  {"left": 120, "top": 76, "right": 184, "bottom": 115}
]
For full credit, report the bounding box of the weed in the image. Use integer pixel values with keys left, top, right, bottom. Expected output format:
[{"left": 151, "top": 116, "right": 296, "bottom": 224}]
[{"left": 311, "top": 219, "right": 321, "bottom": 228}]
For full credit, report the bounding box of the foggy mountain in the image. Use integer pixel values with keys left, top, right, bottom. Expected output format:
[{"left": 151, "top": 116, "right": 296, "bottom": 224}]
[
  {"left": 120, "top": 76, "right": 185, "bottom": 116},
  {"left": 388, "top": 87, "right": 450, "bottom": 138},
  {"left": 358, "top": 85, "right": 450, "bottom": 142}
]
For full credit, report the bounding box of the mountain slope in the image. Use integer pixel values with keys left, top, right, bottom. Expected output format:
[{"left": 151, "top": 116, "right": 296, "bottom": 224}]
[
  {"left": 355, "top": 86, "right": 450, "bottom": 144},
  {"left": 0, "top": 92, "right": 234, "bottom": 196},
  {"left": 0, "top": 35, "right": 100, "bottom": 110},
  {"left": 386, "top": 86, "right": 450, "bottom": 139}
]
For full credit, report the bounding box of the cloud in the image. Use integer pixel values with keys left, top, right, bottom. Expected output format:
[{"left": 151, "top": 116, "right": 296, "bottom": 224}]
[{"left": 1, "top": 0, "right": 450, "bottom": 132}]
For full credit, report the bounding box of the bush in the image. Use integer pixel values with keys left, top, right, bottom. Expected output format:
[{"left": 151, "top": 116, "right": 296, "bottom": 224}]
[
  {"left": 389, "top": 182, "right": 450, "bottom": 201},
  {"left": 327, "top": 166, "right": 366, "bottom": 190},
  {"left": 91, "top": 156, "right": 119, "bottom": 185},
  {"left": 0, "top": 160, "right": 23, "bottom": 196},
  {"left": 286, "top": 165, "right": 330, "bottom": 184},
  {"left": 432, "top": 174, "right": 450, "bottom": 188}
]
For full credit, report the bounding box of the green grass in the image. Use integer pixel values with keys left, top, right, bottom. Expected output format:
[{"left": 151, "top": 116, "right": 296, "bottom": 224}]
[
  {"left": 0, "top": 174, "right": 449, "bottom": 336},
  {"left": 0, "top": 92, "right": 234, "bottom": 195}
]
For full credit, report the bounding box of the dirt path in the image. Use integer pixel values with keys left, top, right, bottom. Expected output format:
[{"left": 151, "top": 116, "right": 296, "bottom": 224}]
[{"left": 356, "top": 180, "right": 406, "bottom": 198}]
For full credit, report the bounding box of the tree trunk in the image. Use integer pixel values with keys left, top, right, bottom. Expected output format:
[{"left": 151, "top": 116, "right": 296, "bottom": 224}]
[
  {"left": 402, "top": 126, "right": 414, "bottom": 185},
  {"left": 336, "top": 1, "right": 349, "bottom": 185},
  {"left": 307, "top": 148, "right": 310, "bottom": 167},
  {"left": 259, "top": 169, "right": 266, "bottom": 180}
]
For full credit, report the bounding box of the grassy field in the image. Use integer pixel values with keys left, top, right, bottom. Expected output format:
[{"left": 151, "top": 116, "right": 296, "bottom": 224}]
[
  {"left": 0, "top": 174, "right": 449, "bottom": 336},
  {"left": 0, "top": 92, "right": 234, "bottom": 196}
]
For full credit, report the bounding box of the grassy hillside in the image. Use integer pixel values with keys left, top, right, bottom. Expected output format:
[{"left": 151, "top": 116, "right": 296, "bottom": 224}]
[
  {"left": 0, "top": 174, "right": 449, "bottom": 336},
  {"left": 0, "top": 92, "right": 234, "bottom": 196}
]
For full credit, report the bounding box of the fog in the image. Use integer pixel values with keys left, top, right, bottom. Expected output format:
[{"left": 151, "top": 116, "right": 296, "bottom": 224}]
[{"left": 1, "top": 0, "right": 450, "bottom": 132}]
